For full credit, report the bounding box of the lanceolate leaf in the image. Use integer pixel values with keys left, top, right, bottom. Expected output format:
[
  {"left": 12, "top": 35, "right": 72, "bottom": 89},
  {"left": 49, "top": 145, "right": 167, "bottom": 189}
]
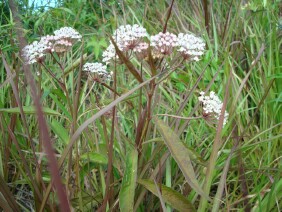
[
  {"left": 80, "top": 152, "right": 108, "bottom": 165},
  {"left": 154, "top": 118, "right": 210, "bottom": 200},
  {"left": 0, "top": 106, "right": 60, "bottom": 116},
  {"left": 119, "top": 147, "right": 138, "bottom": 212},
  {"left": 138, "top": 179, "right": 196, "bottom": 212}
]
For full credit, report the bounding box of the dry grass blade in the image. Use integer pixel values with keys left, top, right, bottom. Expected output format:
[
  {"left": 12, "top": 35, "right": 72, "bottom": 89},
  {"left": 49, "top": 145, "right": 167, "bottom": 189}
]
[
  {"left": 0, "top": 198, "right": 13, "bottom": 212},
  {"left": 163, "top": 0, "right": 175, "bottom": 33},
  {"left": 203, "top": 0, "right": 209, "bottom": 34}
]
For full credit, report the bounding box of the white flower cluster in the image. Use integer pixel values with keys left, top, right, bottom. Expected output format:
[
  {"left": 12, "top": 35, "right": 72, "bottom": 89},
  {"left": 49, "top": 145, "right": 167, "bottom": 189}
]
[
  {"left": 22, "top": 27, "right": 81, "bottom": 64},
  {"left": 102, "top": 25, "right": 206, "bottom": 64},
  {"left": 102, "top": 44, "right": 118, "bottom": 64},
  {"left": 53, "top": 27, "right": 82, "bottom": 41},
  {"left": 133, "top": 42, "right": 149, "bottom": 60},
  {"left": 83, "top": 62, "right": 112, "bottom": 81},
  {"left": 113, "top": 24, "right": 147, "bottom": 50},
  {"left": 102, "top": 24, "right": 147, "bottom": 64},
  {"left": 22, "top": 40, "right": 50, "bottom": 64},
  {"left": 198, "top": 91, "right": 229, "bottom": 125},
  {"left": 150, "top": 32, "right": 178, "bottom": 55},
  {"left": 177, "top": 33, "right": 205, "bottom": 61}
]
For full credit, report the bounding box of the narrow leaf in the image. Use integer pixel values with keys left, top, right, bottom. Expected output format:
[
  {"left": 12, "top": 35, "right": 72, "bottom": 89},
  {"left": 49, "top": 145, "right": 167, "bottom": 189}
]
[
  {"left": 154, "top": 118, "right": 210, "bottom": 200},
  {"left": 119, "top": 147, "right": 138, "bottom": 212},
  {"left": 80, "top": 152, "right": 108, "bottom": 165},
  {"left": 138, "top": 179, "right": 196, "bottom": 212},
  {"left": 50, "top": 120, "right": 69, "bottom": 145},
  {"left": 0, "top": 106, "right": 60, "bottom": 115}
]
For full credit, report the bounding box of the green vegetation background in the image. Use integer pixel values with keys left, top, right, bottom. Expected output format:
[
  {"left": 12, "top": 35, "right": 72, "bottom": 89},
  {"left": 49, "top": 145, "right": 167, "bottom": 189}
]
[{"left": 0, "top": 0, "right": 281, "bottom": 211}]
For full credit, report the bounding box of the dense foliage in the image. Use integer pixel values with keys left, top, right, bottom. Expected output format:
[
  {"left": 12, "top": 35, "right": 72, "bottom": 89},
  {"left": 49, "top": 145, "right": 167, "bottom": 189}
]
[{"left": 0, "top": 0, "right": 281, "bottom": 211}]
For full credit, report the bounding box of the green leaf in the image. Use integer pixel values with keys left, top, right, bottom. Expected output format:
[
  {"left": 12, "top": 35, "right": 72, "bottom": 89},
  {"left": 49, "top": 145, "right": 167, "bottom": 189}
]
[
  {"left": 0, "top": 106, "right": 60, "bottom": 116},
  {"left": 80, "top": 152, "right": 108, "bottom": 165},
  {"left": 55, "top": 7, "right": 75, "bottom": 16},
  {"left": 50, "top": 120, "right": 69, "bottom": 145},
  {"left": 154, "top": 118, "right": 210, "bottom": 200},
  {"left": 138, "top": 179, "right": 196, "bottom": 212},
  {"left": 119, "top": 147, "right": 138, "bottom": 212}
]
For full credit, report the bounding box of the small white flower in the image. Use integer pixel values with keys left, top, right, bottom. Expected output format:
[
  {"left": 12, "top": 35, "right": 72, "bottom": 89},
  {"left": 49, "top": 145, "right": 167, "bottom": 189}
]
[
  {"left": 150, "top": 32, "right": 178, "bottom": 55},
  {"left": 102, "top": 44, "right": 119, "bottom": 64},
  {"left": 22, "top": 27, "right": 82, "bottom": 64},
  {"left": 177, "top": 33, "right": 205, "bottom": 61},
  {"left": 133, "top": 42, "right": 149, "bottom": 60},
  {"left": 102, "top": 24, "right": 147, "bottom": 63},
  {"left": 22, "top": 39, "right": 50, "bottom": 64},
  {"left": 50, "top": 27, "right": 82, "bottom": 53},
  {"left": 113, "top": 24, "right": 147, "bottom": 50},
  {"left": 83, "top": 62, "right": 111, "bottom": 81},
  {"left": 53, "top": 27, "right": 82, "bottom": 41},
  {"left": 198, "top": 91, "right": 229, "bottom": 125}
]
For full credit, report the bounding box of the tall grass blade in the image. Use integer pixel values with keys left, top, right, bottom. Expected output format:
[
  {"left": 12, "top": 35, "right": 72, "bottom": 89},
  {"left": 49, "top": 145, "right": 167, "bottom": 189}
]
[
  {"left": 0, "top": 106, "right": 61, "bottom": 116},
  {"left": 119, "top": 147, "right": 138, "bottom": 212}
]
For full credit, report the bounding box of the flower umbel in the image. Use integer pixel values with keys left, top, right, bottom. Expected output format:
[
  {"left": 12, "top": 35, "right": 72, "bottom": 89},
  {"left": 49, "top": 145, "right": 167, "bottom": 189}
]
[
  {"left": 150, "top": 32, "right": 178, "bottom": 55},
  {"left": 102, "top": 24, "right": 147, "bottom": 64},
  {"left": 177, "top": 33, "right": 205, "bottom": 61},
  {"left": 22, "top": 27, "right": 81, "bottom": 64},
  {"left": 83, "top": 62, "right": 112, "bottom": 82},
  {"left": 102, "top": 44, "right": 119, "bottom": 64},
  {"left": 22, "top": 40, "right": 50, "bottom": 64},
  {"left": 198, "top": 91, "right": 229, "bottom": 125},
  {"left": 133, "top": 42, "right": 149, "bottom": 60},
  {"left": 53, "top": 27, "right": 82, "bottom": 42},
  {"left": 113, "top": 24, "right": 147, "bottom": 51}
]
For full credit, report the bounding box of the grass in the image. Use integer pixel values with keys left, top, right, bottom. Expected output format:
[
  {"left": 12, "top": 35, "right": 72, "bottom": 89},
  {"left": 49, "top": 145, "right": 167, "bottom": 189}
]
[{"left": 0, "top": 0, "right": 281, "bottom": 211}]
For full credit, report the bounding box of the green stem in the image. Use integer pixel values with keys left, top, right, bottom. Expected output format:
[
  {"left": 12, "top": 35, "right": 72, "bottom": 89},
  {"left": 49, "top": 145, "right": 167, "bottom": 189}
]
[{"left": 166, "top": 156, "right": 172, "bottom": 212}]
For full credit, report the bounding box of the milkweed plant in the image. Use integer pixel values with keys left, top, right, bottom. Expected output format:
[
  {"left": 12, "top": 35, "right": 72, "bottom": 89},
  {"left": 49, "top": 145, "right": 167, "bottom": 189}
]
[
  {"left": 23, "top": 24, "right": 228, "bottom": 127},
  {"left": 21, "top": 24, "right": 230, "bottom": 211}
]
